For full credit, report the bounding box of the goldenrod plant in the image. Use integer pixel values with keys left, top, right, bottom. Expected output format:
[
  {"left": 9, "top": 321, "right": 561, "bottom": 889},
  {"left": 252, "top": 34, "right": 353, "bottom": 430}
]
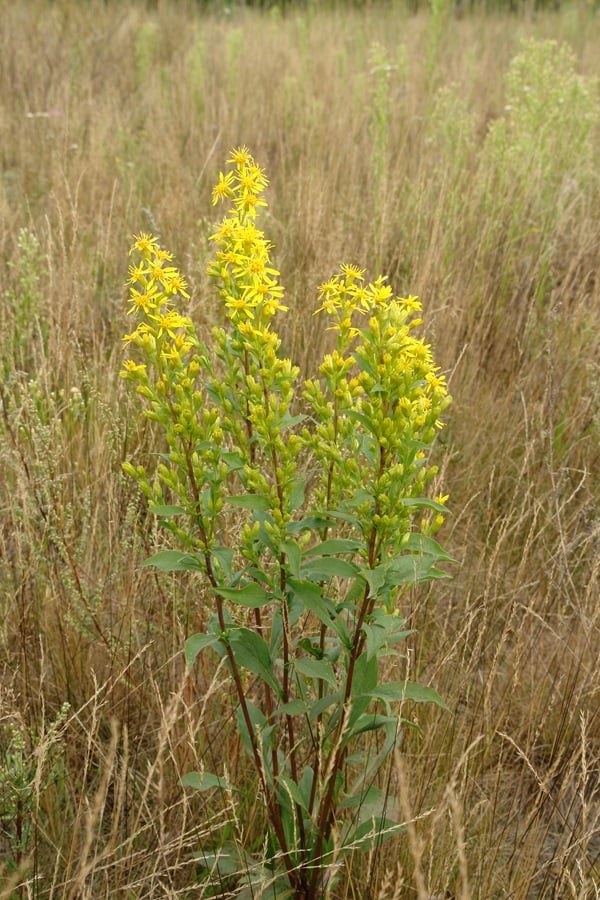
[
  {"left": 2, "top": 5, "right": 600, "bottom": 896},
  {"left": 120, "top": 148, "right": 452, "bottom": 896}
]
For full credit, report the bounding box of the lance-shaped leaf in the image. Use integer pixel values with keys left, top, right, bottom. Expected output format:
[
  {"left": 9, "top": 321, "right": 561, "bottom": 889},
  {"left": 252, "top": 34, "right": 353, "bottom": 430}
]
[
  {"left": 142, "top": 550, "right": 203, "bottom": 572},
  {"left": 362, "top": 612, "right": 413, "bottom": 660},
  {"left": 228, "top": 627, "right": 281, "bottom": 695},
  {"left": 277, "top": 772, "right": 309, "bottom": 811},
  {"left": 181, "top": 771, "right": 237, "bottom": 793},
  {"left": 340, "top": 816, "right": 405, "bottom": 855},
  {"left": 400, "top": 532, "right": 454, "bottom": 561},
  {"left": 235, "top": 700, "right": 266, "bottom": 758},
  {"left": 367, "top": 681, "right": 448, "bottom": 710},
  {"left": 149, "top": 504, "right": 187, "bottom": 517},
  {"left": 227, "top": 494, "right": 270, "bottom": 511},
  {"left": 185, "top": 632, "right": 220, "bottom": 667},
  {"left": 280, "top": 541, "right": 301, "bottom": 578},
  {"left": 301, "top": 556, "right": 358, "bottom": 580},
  {"left": 287, "top": 578, "right": 350, "bottom": 646},
  {"left": 400, "top": 496, "right": 449, "bottom": 513},
  {"left": 294, "top": 656, "right": 337, "bottom": 688},
  {"left": 303, "top": 538, "right": 365, "bottom": 558},
  {"left": 216, "top": 582, "right": 274, "bottom": 608}
]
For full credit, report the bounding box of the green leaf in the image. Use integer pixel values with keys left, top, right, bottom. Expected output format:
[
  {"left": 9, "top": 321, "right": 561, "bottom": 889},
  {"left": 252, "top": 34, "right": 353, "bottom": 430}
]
[
  {"left": 362, "top": 623, "right": 386, "bottom": 660},
  {"left": 351, "top": 653, "right": 378, "bottom": 699},
  {"left": 349, "top": 717, "right": 400, "bottom": 782},
  {"left": 228, "top": 627, "right": 281, "bottom": 695},
  {"left": 221, "top": 451, "right": 245, "bottom": 471},
  {"left": 302, "top": 557, "right": 358, "bottom": 580},
  {"left": 348, "top": 713, "right": 397, "bottom": 737},
  {"left": 181, "top": 771, "right": 236, "bottom": 792},
  {"left": 286, "top": 514, "right": 335, "bottom": 534},
  {"left": 216, "top": 583, "right": 274, "bottom": 608},
  {"left": 309, "top": 691, "right": 342, "bottom": 721},
  {"left": 401, "top": 532, "right": 453, "bottom": 561},
  {"left": 361, "top": 565, "right": 387, "bottom": 597},
  {"left": 304, "top": 538, "right": 365, "bottom": 557},
  {"left": 327, "top": 507, "right": 361, "bottom": 525},
  {"left": 345, "top": 408, "right": 374, "bottom": 431},
  {"left": 385, "top": 556, "right": 448, "bottom": 586},
  {"left": 347, "top": 654, "right": 378, "bottom": 729},
  {"left": 270, "top": 607, "right": 283, "bottom": 656},
  {"left": 363, "top": 555, "right": 449, "bottom": 594},
  {"left": 280, "top": 411, "right": 307, "bottom": 430},
  {"left": 289, "top": 475, "right": 307, "bottom": 510},
  {"left": 295, "top": 657, "right": 337, "bottom": 688},
  {"left": 227, "top": 493, "right": 270, "bottom": 512},
  {"left": 277, "top": 772, "right": 308, "bottom": 811},
  {"left": 363, "top": 613, "right": 412, "bottom": 661},
  {"left": 273, "top": 700, "right": 308, "bottom": 717},
  {"left": 367, "top": 681, "right": 448, "bottom": 710},
  {"left": 298, "top": 637, "right": 322, "bottom": 659},
  {"left": 339, "top": 784, "right": 384, "bottom": 810},
  {"left": 193, "top": 846, "right": 240, "bottom": 876},
  {"left": 280, "top": 541, "right": 301, "bottom": 578},
  {"left": 344, "top": 575, "right": 368, "bottom": 605},
  {"left": 288, "top": 578, "right": 350, "bottom": 646},
  {"left": 185, "top": 632, "right": 220, "bottom": 667},
  {"left": 236, "top": 877, "right": 294, "bottom": 900},
  {"left": 401, "top": 496, "right": 448, "bottom": 513},
  {"left": 341, "top": 489, "right": 372, "bottom": 509},
  {"left": 142, "top": 550, "right": 203, "bottom": 572},
  {"left": 342, "top": 817, "right": 405, "bottom": 853},
  {"left": 235, "top": 700, "right": 266, "bottom": 758},
  {"left": 299, "top": 766, "right": 314, "bottom": 811},
  {"left": 260, "top": 724, "right": 277, "bottom": 770},
  {"left": 288, "top": 589, "right": 305, "bottom": 626},
  {"left": 210, "top": 546, "right": 234, "bottom": 580},
  {"left": 149, "top": 504, "right": 187, "bottom": 517},
  {"left": 288, "top": 578, "right": 333, "bottom": 622}
]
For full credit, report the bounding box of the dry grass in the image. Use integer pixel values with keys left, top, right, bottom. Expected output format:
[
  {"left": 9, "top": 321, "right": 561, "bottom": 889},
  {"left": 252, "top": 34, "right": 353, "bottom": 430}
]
[{"left": 1, "top": 1, "right": 599, "bottom": 897}]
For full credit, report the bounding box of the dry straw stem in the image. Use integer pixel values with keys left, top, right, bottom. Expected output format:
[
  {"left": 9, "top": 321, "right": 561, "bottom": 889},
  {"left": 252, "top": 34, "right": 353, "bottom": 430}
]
[{"left": 1, "top": 1, "right": 599, "bottom": 897}]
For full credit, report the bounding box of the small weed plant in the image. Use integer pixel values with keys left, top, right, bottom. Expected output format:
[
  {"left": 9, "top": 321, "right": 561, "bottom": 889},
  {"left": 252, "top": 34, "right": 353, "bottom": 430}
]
[{"left": 120, "top": 148, "right": 451, "bottom": 897}]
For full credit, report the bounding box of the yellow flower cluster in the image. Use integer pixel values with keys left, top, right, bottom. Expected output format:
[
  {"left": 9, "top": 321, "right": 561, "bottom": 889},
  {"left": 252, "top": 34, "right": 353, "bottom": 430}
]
[
  {"left": 120, "top": 232, "right": 194, "bottom": 370},
  {"left": 120, "top": 233, "right": 226, "bottom": 549},
  {"left": 314, "top": 265, "right": 447, "bottom": 427},
  {"left": 315, "top": 266, "right": 423, "bottom": 340},
  {"left": 207, "top": 148, "right": 287, "bottom": 329},
  {"left": 119, "top": 148, "right": 451, "bottom": 567},
  {"left": 306, "top": 263, "right": 451, "bottom": 553}
]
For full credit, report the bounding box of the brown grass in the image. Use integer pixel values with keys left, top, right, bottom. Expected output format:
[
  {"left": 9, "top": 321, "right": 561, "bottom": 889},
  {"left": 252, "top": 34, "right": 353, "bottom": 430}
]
[{"left": 0, "top": 1, "right": 599, "bottom": 897}]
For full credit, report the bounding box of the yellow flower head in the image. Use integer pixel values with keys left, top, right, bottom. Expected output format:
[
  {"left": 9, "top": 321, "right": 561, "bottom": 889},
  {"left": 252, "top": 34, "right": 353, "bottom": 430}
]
[
  {"left": 149, "top": 310, "right": 190, "bottom": 338},
  {"left": 238, "top": 166, "right": 268, "bottom": 195},
  {"left": 128, "top": 285, "right": 159, "bottom": 315},
  {"left": 228, "top": 145, "right": 252, "bottom": 167},
  {"left": 224, "top": 294, "right": 256, "bottom": 319},
  {"left": 128, "top": 262, "right": 148, "bottom": 285},
  {"left": 340, "top": 264, "right": 365, "bottom": 284},
  {"left": 401, "top": 295, "right": 422, "bottom": 314},
  {"left": 119, "top": 359, "right": 147, "bottom": 380},
  {"left": 212, "top": 171, "right": 235, "bottom": 205},
  {"left": 166, "top": 272, "right": 190, "bottom": 299},
  {"left": 130, "top": 232, "right": 159, "bottom": 257}
]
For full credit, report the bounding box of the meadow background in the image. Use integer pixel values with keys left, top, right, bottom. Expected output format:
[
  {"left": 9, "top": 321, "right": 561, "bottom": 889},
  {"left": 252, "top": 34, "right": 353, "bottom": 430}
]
[{"left": 1, "top": 0, "right": 599, "bottom": 897}]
